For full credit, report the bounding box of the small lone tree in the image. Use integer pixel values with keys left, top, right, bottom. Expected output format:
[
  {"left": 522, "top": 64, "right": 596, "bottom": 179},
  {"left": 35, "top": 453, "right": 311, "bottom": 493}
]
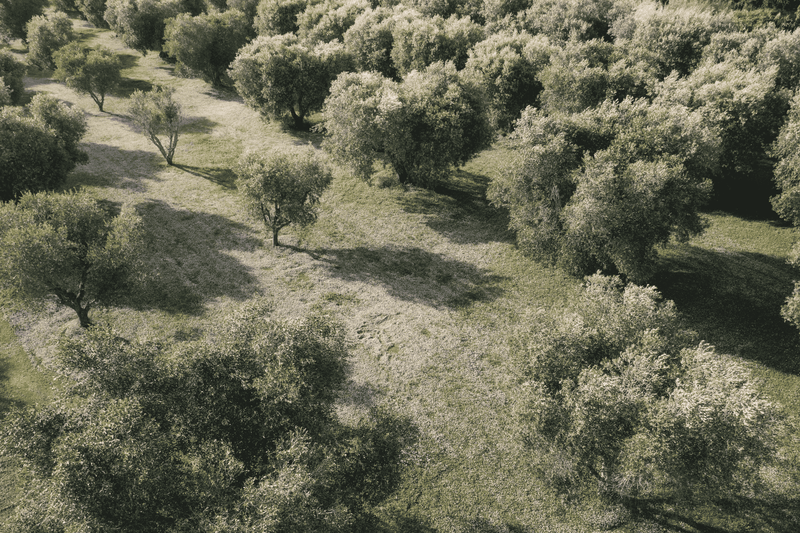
[
  {"left": 128, "top": 85, "right": 182, "bottom": 165},
  {"left": 53, "top": 42, "right": 122, "bottom": 112},
  {"left": 0, "top": 190, "right": 144, "bottom": 328},
  {"left": 235, "top": 146, "right": 333, "bottom": 246}
]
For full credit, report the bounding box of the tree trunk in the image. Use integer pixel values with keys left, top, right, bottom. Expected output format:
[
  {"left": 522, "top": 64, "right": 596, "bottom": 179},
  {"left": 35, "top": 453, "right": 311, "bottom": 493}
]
[
  {"left": 76, "top": 305, "right": 92, "bottom": 328},
  {"left": 272, "top": 225, "right": 280, "bottom": 247}
]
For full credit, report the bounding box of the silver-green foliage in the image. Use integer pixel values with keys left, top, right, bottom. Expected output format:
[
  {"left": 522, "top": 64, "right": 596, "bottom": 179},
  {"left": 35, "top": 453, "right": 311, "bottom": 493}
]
[
  {"left": 25, "top": 12, "right": 74, "bottom": 70},
  {"left": 163, "top": 9, "right": 251, "bottom": 88},
  {"left": 128, "top": 85, "right": 183, "bottom": 165},
  {"left": 323, "top": 61, "right": 493, "bottom": 188},
  {"left": 1, "top": 306, "right": 408, "bottom": 530},
  {"left": 53, "top": 42, "right": 122, "bottom": 112},
  {"left": 229, "top": 33, "right": 352, "bottom": 128},
  {"left": 0, "top": 190, "right": 143, "bottom": 328},
  {"left": 488, "top": 98, "right": 719, "bottom": 283},
  {"left": 513, "top": 274, "right": 785, "bottom": 500},
  {"left": 235, "top": 145, "right": 333, "bottom": 246},
  {"left": 771, "top": 92, "right": 800, "bottom": 333},
  {"left": 104, "top": 0, "right": 187, "bottom": 54},
  {"left": 0, "top": 94, "right": 88, "bottom": 203}
]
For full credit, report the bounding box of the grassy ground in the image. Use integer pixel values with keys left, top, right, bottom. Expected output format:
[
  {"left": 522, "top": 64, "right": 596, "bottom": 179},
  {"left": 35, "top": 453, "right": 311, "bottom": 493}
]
[{"left": 2, "top": 17, "right": 799, "bottom": 532}]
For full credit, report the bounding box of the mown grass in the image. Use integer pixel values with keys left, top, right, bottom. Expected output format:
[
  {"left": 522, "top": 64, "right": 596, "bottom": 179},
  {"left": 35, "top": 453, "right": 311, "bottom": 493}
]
[{"left": 2, "top": 16, "right": 800, "bottom": 532}]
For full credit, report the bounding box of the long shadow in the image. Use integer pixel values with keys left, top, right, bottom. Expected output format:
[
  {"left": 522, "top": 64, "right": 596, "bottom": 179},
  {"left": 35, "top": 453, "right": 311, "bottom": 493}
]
[
  {"left": 126, "top": 199, "right": 264, "bottom": 315},
  {"left": 630, "top": 495, "right": 800, "bottom": 533},
  {"left": 300, "top": 244, "right": 507, "bottom": 309},
  {"left": 654, "top": 244, "right": 800, "bottom": 375},
  {"left": 65, "top": 143, "right": 165, "bottom": 190},
  {"left": 174, "top": 164, "right": 236, "bottom": 189},
  {"left": 397, "top": 169, "right": 514, "bottom": 245}
]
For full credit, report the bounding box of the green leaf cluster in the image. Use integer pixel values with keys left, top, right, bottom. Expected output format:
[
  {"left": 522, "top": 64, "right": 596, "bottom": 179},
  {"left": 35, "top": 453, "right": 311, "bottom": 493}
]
[
  {"left": 1, "top": 308, "right": 411, "bottom": 531},
  {"left": 128, "top": 85, "right": 183, "bottom": 164},
  {"left": 163, "top": 9, "right": 252, "bottom": 87},
  {"left": 0, "top": 190, "right": 143, "bottom": 328},
  {"left": 0, "top": 94, "right": 88, "bottom": 203},
  {"left": 235, "top": 144, "right": 333, "bottom": 246},
  {"left": 513, "top": 274, "right": 785, "bottom": 500},
  {"left": 323, "top": 61, "right": 493, "bottom": 188},
  {"left": 25, "top": 12, "right": 74, "bottom": 70},
  {"left": 489, "top": 98, "right": 719, "bottom": 282},
  {"left": 53, "top": 42, "right": 122, "bottom": 112}
]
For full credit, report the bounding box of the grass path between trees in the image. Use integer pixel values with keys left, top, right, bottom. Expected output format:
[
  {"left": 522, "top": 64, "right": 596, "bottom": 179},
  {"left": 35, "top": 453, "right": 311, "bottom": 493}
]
[{"left": 2, "top": 17, "right": 799, "bottom": 532}]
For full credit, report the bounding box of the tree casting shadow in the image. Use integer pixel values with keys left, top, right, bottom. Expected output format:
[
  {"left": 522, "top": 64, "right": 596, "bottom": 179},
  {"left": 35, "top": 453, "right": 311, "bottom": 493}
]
[
  {"left": 302, "top": 244, "right": 507, "bottom": 309},
  {"left": 67, "top": 142, "right": 165, "bottom": 190},
  {"left": 654, "top": 243, "right": 800, "bottom": 375},
  {"left": 397, "top": 170, "right": 514, "bottom": 246},
  {"left": 174, "top": 164, "right": 236, "bottom": 189},
  {"left": 127, "top": 200, "right": 264, "bottom": 315}
]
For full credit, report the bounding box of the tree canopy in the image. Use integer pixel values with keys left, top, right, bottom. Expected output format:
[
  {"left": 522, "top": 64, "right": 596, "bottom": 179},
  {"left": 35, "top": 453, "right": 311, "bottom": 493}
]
[
  {"left": 235, "top": 145, "right": 333, "bottom": 246},
  {"left": 0, "top": 0, "right": 48, "bottom": 41},
  {"left": 53, "top": 43, "right": 122, "bottom": 111},
  {"left": 163, "top": 9, "right": 252, "bottom": 87},
  {"left": 104, "top": 0, "right": 187, "bottom": 54},
  {"left": 25, "top": 12, "right": 74, "bottom": 70},
  {"left": 0, "top": 49, "right": 26, "bottom": 105},
  {"left": 128, "top": 85, "right": 183, "bottom": 165},
  {"left": 0, "top": 190, "right": 143, "bottom": 328},
  {"left": 0, "top": 94, "right": 88, "bottom": 203},
  {"left": 1, "top": 306, "right": 411, "bottom": 530},
  {"left": 323, "top": 61, "right": 494, "bottom": 188},
  {"left": 513, "top": 274, "right": 786, "bottom": 500},
  {"left": 488, "top": 99, "right": 720, "bottom": 282},
  {"left": 230, "top": 33, "right": 353, "bottom": 128}
]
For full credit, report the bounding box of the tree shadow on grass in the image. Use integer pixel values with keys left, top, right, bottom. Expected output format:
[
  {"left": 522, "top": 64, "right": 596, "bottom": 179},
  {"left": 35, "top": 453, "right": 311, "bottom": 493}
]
[
  {"left": 397, "top": 169, "right": 514, "bottom": 245},
  {"left": 654, "top": 243, "right": 800, "bottom": 375},
  {"left": 126, "top": 199, "right": 264, "bottom": 315},
  {"left": 174, "top": 164, "right": 236, "bottom": 189},
  {"left": 300, "top": 244, "right": 507, "bottom": 309},
  {"left": 0, "top": 358, "right": 25, "bottom": 421},
  {"left": 65, "top": 143, "right": 165, "bottom": 190},
  {"left": 629, "top": 494, "right": 800, "bottom": 533}
]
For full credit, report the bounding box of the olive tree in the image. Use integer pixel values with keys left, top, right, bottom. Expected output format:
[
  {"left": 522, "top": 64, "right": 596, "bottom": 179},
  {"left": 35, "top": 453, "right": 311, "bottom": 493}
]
[
  {"left": 488, "top": 99, "right": 720, "bottom": 282},
  {"left": 235, "top": 145, "right": 333, "bottom": 246},
  {"left": 76, "top": 0, "right": 110, "bottom": 27},
  {"left": 296, "top": 0, "right": 368, "bottom": 44},
  {"left": 253, "top": 0, "right": 309, "bottom": 36},
  {"left": 128, "top": 85, "right": 183, "bottom": 165},
  {"left": 1, "top": 306, "right": 409, "bottom": 531},
  {"left": 323, "top": 61, "right": 494, "bottom": 188},
  {"left": 343, "top": 6, "right": 397, "bottom": 79},
  {"left": 229, "top": 33, "right": 352, "bottom": 129},
  {"left": 163, "top": 9, "right": 251, "bottom": 87},
  {"left": 462, "top": 30, "right": 553, "bottom": 131},
  {"left": 53, "top": 43, "right": 122, "bottom": 112},
  {"left": 0, "top": 94, "right": 88, "bottom": 203},
  {"left": 0, "top": 77, "right": 10, "bottom": 106},
  {"left": 104, "top": 0, "right": 187, "bottom": 54},
  {"left": 25, "top": 11, "right": 74, "bottom": 70},
  {"left": 513, "top": 274, "right": 785, "bottom": 500},
  {"left": 0, "top": 190, "right": 143, "bottom": 328}
]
